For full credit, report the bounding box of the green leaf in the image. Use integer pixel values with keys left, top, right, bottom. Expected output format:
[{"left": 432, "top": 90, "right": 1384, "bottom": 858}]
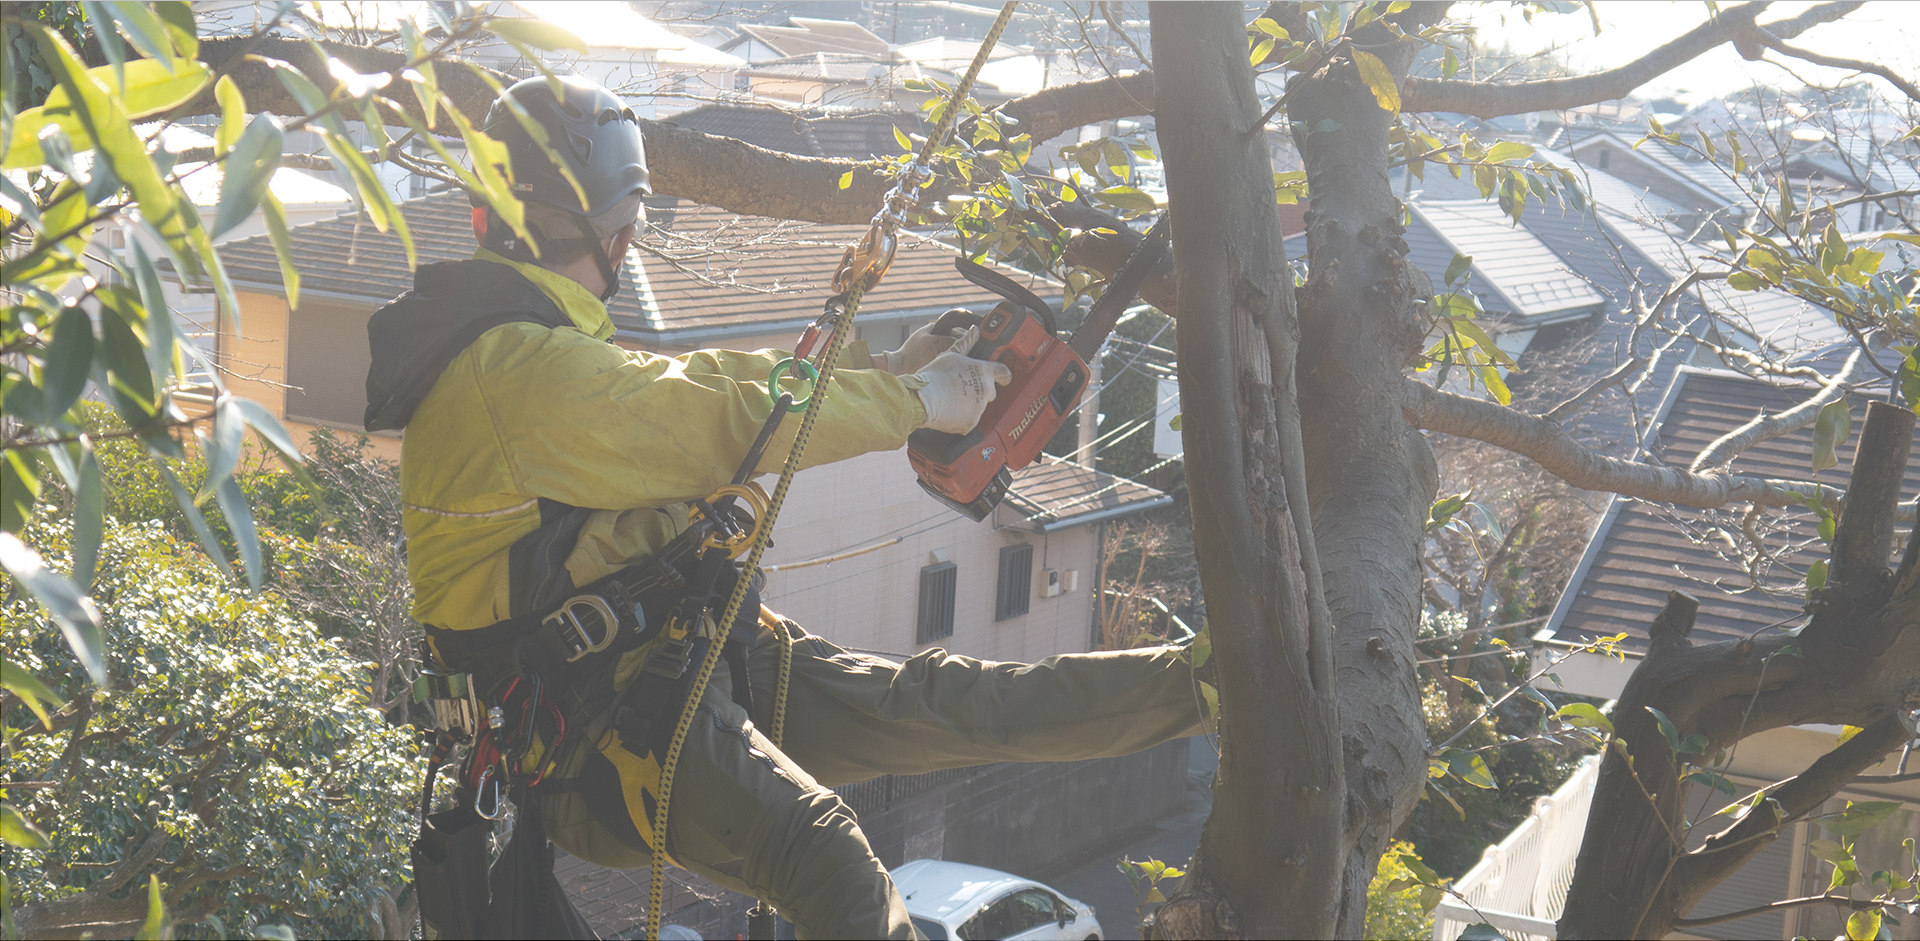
[
  {"left": 1845, "top": 909, "right": 1880, "bottom": 941},
  {"left": 1443, "top": 253, "right": 1473, "bottom": 287},
  {"left": 71, "top": 443, "right": 103, "bottom": 588},
  {"left": 894, "top": 124, "right": 914, "bottom": 153},
  {"left": 216, "top": 475, "right": 262, "bottom": 593},
  {"left": 400, "top": 21, "right": 440, "bottom": 130},
  {"left": 212, "top": 114, "right": 283, "bottom": 239},
  {"left": 0, "top": 450, "right": 40, "bottom": 534},
  {"left": 1486, "top": 141, "right": 1535, "bottom": 163},
  {"left": 202, "top": 396, "right": 246, "bottom": 497},
  {"left": 231, "top": 396, "right": 307, "bottom": 470},
  {"left": 838, "top": 169, "right": 855, "bottom": 190},
  {"left": 1352, "top": 49, "right": 1401, "bottom": 113},
  {"left": 1680, "top": 768, "right": 1737, "bottom": 795},
  {"left": 158, "top": 462, "right": 230, "bottom": 578},
  {"left": 1444, "top": 748, "right": 1497, "bottom": 788},
  {"left": 1557, "top": 702, "right": 1613, "bottom": 734},
  {"left": 1646, "top": 706, "right": 1683, "bottom": 752},
  {"left": 1428, "top": 780, "right": 1466, "bottom": 820},
  {"left": 1725, "top": 270, "right": 1769, "bottom": 292},
  {"left": 1250, "top": 37, "right": 1276, "bottom": 67},
  {"left": 1811, "top": 399, "right": 1851, "bottom": 473},
  {"left": 0, "top": 532, "right": 107, "bottom": 684},
  {"left": 153, "top": 1, "right": 197, "bottom": 57},
  {"left": 1252, "top": 18, "right": 1289, "bottom": 39},
  {"left": 3, "top": 58, "right": 211, "bottom": 167},
  {"left": 81, "top": 1, "right": 129, "bottom": 91},
  {"left": 1806, "top": 559, "right": 1829, "bottom": 597},
  {"left": 485, "top": 16, "right": 589, "bottom": 53},
  {"left": 104, "top": 0, "right": 177, "bottom": 72},
  {"left": 1168, "top": 414, "right": 1182, "bottom": 432},
  {"left": 98, "top": 292, "right": 158, "bottom": 420},
  {"left": 136, "top": 874, "right": 167, "bottom": 941},
  {"left": 1457, "top": 925, "right": 1502, "bottom": 941},
  {"left": 1417, "top": 885, "right": 1444, "bottom": 914},
  {"left": 1095, "top": 185, "right": 1157, "bottom": 212},
  {"left": 0, "top": 658, "right": 65, "bottom": 729},
  {"left": 259, "top": 192, "right": 301, "bottom": 311},
  {"left": 1442, "top": 46, "right": 1459, "bottom": 80},
  {"left": 1426, "top": 492, "right": 1468, "bottom": 531},
  {"left": 0, "top": 803, "right": 51, "bottom": 850},
  {"left": 37, "top": 305, "right": 97, "bottom": 425},
  {"left": 1824, "top": 801, "right": 1900, "bottom": 837},
  {"left": 1676, "top": 733, "right": 1708, "bottom": 755},
  {"left": 128, "top": 240, "right": 176, "bottom": 392}
]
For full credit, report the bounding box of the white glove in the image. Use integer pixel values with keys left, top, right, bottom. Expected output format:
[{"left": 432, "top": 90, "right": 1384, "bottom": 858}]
[
  {"left": 909, "top": 349, "right": 1013, "bottom": 433},
  {"left": 885, "top": 318, "right": 970, "bottom": 375}
]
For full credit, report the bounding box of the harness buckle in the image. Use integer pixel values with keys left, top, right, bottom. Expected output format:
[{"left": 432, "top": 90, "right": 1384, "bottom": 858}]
[
  {"left": 412, "top": 669, "right": 482, "bottom": 742},
  {"left": 544, "top": 593, "right": 621, "bottom": 662}
]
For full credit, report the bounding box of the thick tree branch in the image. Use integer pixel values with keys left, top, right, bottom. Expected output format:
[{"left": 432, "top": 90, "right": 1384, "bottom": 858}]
[
  {"left": 1402, "top": 376, "right": 1823, "bottom": 509},
  {"left": 1673, "top": 892, "right": 1893, "bottom": 929},
  {"left": 1399, "top": 2, "right": 1865, "bottom": 118}
]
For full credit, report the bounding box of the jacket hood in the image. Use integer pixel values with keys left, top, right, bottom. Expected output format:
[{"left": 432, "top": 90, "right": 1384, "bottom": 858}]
[{"left": 362, "top": 260, "right": 572, "bottom": 432}]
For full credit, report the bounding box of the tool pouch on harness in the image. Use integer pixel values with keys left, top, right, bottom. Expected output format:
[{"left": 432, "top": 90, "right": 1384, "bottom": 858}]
[{"left": 412, "top": 798, "right": 493, "bottom": 940}]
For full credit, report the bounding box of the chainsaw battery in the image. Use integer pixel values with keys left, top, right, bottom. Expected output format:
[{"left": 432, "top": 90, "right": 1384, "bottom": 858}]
[{"left": 907, "top": 299, "right": 1089, "bottom": 521}]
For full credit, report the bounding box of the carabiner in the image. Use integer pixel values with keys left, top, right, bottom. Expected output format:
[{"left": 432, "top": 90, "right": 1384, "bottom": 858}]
[
  {"left": 690, "top": 482, "right": 771, "bottom": 559},
  {"left": 473, "top": 767, "right": 509, "bottom": 821}
]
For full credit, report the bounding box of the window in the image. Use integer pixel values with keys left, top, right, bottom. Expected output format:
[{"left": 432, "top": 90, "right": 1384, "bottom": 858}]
[
  {"left": 1596, "top": 147, "right": 1612, "bottom": 169},
  {"left": 995, "top": 543, "right": 1032, "bottom": 621},
  {"left": 917, "top": 562, "right": 957, "bottom": 643}
]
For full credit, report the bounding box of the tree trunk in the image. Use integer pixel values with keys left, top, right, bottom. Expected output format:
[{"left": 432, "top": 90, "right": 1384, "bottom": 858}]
[
  {"left": 1288, "top": 18, "right": 1439, "bottom": 939},
  {"left": 1558, "top": 402, "right": 1919, "bottom": 939},
  {"left": 1150, "top": 5, "right": 1341, "bottom": 937}
]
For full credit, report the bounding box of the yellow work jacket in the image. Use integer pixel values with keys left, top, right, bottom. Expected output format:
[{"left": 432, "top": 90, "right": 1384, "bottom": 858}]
[{"left": 395, "top": 250, "right": 924, "bottom": 633}]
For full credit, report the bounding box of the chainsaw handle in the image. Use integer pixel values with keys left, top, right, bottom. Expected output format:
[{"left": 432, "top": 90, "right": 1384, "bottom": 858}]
[{"left": 928, "top": 307, "right": 983, "bottom": 339}]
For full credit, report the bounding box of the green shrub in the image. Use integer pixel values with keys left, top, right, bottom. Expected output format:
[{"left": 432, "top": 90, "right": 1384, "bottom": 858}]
[
  {"left": 1366, "top": 840, "right": 1436, "bottom": 941},
  {"left": 4, "top": 518, "right": 417, "bottom": 938}
]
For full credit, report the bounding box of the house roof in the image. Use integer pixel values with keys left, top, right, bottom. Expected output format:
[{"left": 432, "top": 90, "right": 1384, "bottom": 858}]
[
  {"left": 1565, "top": 130, "right": 1748, "bottom": 209},
  {"left": 741, "top": 52, "right": 969, "bottom": 92},
  {"left": 728, "top": 18, "right": 889, "bottom": 58},
  {"left": 999, "top": 456, "right": 1173, "bottom": 532},
  {"left": 1409, "top": 200, "right": 1607, "bottom": 322},
  {"left": 503, "top": 1, "right": 742, "bottom": 66},
  {"left": 1539, "top": 368, "right": 1920, "bottom": 655},
  {"left": 210, "top": 192, "right": 1061, "bottom": 344},
  {"left": 665, "top": 103, "right": 919, "bottom": 160}
]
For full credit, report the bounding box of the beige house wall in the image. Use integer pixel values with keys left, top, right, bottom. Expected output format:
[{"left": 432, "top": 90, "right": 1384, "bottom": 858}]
[
  {"left": 218, "top": 289, "right": 404, "bottom": 463},
  {"left": 760, "top": 448, "right": 1098, "bottom": 663}
]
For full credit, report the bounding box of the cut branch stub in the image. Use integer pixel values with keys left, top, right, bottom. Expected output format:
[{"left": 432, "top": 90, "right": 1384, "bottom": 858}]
[{"left": 1648, "top": 590, "right": 1700, "bottom": 654}]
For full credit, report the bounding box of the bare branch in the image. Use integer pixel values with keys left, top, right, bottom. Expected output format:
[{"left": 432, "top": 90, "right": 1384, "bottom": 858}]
[
  {"left": 1673, "top": 892, "right": 1893, "bottom": 929},
  {"left": 1691, "top": 347, "right": 1862, "bottom": 472},
  {"left": 1402, "top": 376, "right": 1826, "bottom": 509},
  {"left": 1744, "top": 24, "right": 1920, "bottom": 103},
  {"left": 1400, "top": 2, "right": 1865, "bottom": 118}
]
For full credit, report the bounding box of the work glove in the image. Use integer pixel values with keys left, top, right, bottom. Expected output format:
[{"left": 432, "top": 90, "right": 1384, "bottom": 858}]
[
  {"left": 907, "top": 345, "right": 1013, "bottom": 434},
  {"left": 883, "top": 311, "right": 976, "bottom": 375}
]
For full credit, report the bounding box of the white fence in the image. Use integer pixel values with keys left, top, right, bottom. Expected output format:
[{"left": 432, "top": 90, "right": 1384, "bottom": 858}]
[{"left": 1432, "top": 755, "right": 1602, "bottom": 941}]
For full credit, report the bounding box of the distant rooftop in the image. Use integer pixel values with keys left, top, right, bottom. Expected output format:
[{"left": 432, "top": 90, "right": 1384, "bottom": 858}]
[
  {"left": 1409, "top": 200, "right": 1607, "bottom": 322},
  {"left": 666, "top": 103, "right": 920, "bottom": 160},
  {"left": 1000, "top": 457, "right": 1173, "bottom": 532}
]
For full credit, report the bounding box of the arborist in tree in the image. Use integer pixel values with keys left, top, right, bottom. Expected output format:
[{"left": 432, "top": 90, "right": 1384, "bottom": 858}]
[{"left": 365, "top": 76, "right": 1202, "bottom": 940}]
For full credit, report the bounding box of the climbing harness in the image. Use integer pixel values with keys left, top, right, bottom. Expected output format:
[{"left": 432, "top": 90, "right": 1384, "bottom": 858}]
[{"left": 643, "top": 5, "right": 1019, "bottom": 938}]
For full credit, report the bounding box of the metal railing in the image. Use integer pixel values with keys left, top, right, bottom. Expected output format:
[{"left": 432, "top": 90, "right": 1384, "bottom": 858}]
[{"left": 1433, "top": 754, "right": 1603, "bottom": 941}]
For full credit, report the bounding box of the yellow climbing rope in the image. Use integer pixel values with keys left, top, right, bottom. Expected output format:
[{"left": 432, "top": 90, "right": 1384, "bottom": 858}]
[{"left": 642, "top": 6, "right": 1019, "bottom": 938}]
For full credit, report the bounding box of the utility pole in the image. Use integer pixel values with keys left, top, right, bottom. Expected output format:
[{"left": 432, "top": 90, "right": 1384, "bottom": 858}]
[{"left": 1075, "top": 342, "right": 1102, "bottom": 467}]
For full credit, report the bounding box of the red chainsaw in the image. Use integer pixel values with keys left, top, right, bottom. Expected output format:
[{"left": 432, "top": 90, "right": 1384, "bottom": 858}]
[{"left": 909, "top": 215, "right": 1171, "bottom": 520}]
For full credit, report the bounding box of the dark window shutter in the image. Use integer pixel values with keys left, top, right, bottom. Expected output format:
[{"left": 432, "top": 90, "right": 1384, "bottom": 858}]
[
  {"left": 917, "top": 562, "right": 957, "bottom": 643},
  {"left": 995, "top": 544, "right": 1032, "bottom": 621}
]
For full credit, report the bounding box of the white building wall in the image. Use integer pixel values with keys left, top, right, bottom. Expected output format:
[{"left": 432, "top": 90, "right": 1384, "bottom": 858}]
[{"left": 758, "top": 448, "right": 1098, "bottom": 663}]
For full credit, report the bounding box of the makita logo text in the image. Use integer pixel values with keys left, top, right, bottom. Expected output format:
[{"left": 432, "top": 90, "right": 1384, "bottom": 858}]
[{"left": 1009, "top": 396, "right": 1048, "bottom": 443}]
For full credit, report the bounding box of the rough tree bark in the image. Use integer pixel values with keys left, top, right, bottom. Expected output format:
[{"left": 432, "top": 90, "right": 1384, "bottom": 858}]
[
  {"left": 1149, "top": 6, "right": 1340, "bottom": 937},
  {"left": 1558, "top": 402, "right": 1919, "bottom": 940}
]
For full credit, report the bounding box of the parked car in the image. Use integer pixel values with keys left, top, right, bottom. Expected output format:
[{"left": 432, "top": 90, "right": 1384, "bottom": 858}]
[{"left": 893, "top": 859, "right": 1103, "bottom": 941}]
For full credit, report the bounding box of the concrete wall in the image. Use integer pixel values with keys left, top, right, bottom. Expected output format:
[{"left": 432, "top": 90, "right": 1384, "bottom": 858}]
[{"left": 846, "top": 737, "right": 1193, "bottom": 876}]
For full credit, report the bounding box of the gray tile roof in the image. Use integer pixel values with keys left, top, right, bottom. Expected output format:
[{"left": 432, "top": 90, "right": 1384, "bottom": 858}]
[
  {"left": 1001, "top": 456, "right": 1172, "bottom": 531},
  {"left": 664, "top": 103, "right": 920, "bottom": 160},
  {"left": 1411, "top": 200, "right": 1607, "bottom": 321},
  {"left": 210, "top": 192, "right": 1061, "bottom": 342},
  {"left": 1542, "top": 368, "right": 1920, "bottom": 654}
]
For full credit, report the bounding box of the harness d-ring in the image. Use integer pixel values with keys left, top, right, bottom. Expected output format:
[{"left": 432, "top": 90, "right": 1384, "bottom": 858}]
[
  {"left": 690, "top": 482, "right": 771, "bottom": 559},
  {"left": 766, "top": 357, "right": 819, "bottom": 413}
]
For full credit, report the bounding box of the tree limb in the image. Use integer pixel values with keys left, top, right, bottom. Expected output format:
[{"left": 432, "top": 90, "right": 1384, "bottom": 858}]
[
  {"left": 1672, "top": 892, "right": 1892, "bottom": 929},
  {"left": 1745, "top": 23, "right": 1920, "bottom": 103},
  {"left": 1690, "top": 347, "right": 1862, "bottom": 472},
  {"left": 1401, "top": 375, "right": 1824, "bottom": 509},
  {"left": 1399, "top": 2, "right": 1865, "bottom": 118}
]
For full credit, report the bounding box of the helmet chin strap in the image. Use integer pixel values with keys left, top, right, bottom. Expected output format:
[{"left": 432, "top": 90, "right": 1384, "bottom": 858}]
[{"left": 573, "top": 214, "right": 621, "bottom": 302}]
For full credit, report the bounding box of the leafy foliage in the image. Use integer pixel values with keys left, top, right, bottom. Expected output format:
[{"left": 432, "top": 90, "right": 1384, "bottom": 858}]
[
  {"left": 1364, "top": 841, "right": 1437, "bottom": 941},
  {"left": 2, "top": 517, "right": 416, "bottom": 938}
]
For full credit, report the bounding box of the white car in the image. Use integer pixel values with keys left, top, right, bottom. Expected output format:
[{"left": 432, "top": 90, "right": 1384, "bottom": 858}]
[{"left": 893, "top": 859, "right": 1104, "bottom": 941}]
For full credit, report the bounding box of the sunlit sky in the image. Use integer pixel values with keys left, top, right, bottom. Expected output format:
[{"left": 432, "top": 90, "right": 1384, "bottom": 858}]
[{"left": 1458, "top": 1, "right": 1920, "bottom": 105}]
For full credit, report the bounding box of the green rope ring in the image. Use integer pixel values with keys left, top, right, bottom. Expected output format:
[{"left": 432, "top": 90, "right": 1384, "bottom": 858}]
[{"left": 766, "top": 357, "right": 820, "bottom": 413}]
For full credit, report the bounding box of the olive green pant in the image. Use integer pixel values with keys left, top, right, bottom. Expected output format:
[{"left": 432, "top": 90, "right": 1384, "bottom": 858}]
[{"left": 537, "top": 613, "right": 1203, "bottom": 940}]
